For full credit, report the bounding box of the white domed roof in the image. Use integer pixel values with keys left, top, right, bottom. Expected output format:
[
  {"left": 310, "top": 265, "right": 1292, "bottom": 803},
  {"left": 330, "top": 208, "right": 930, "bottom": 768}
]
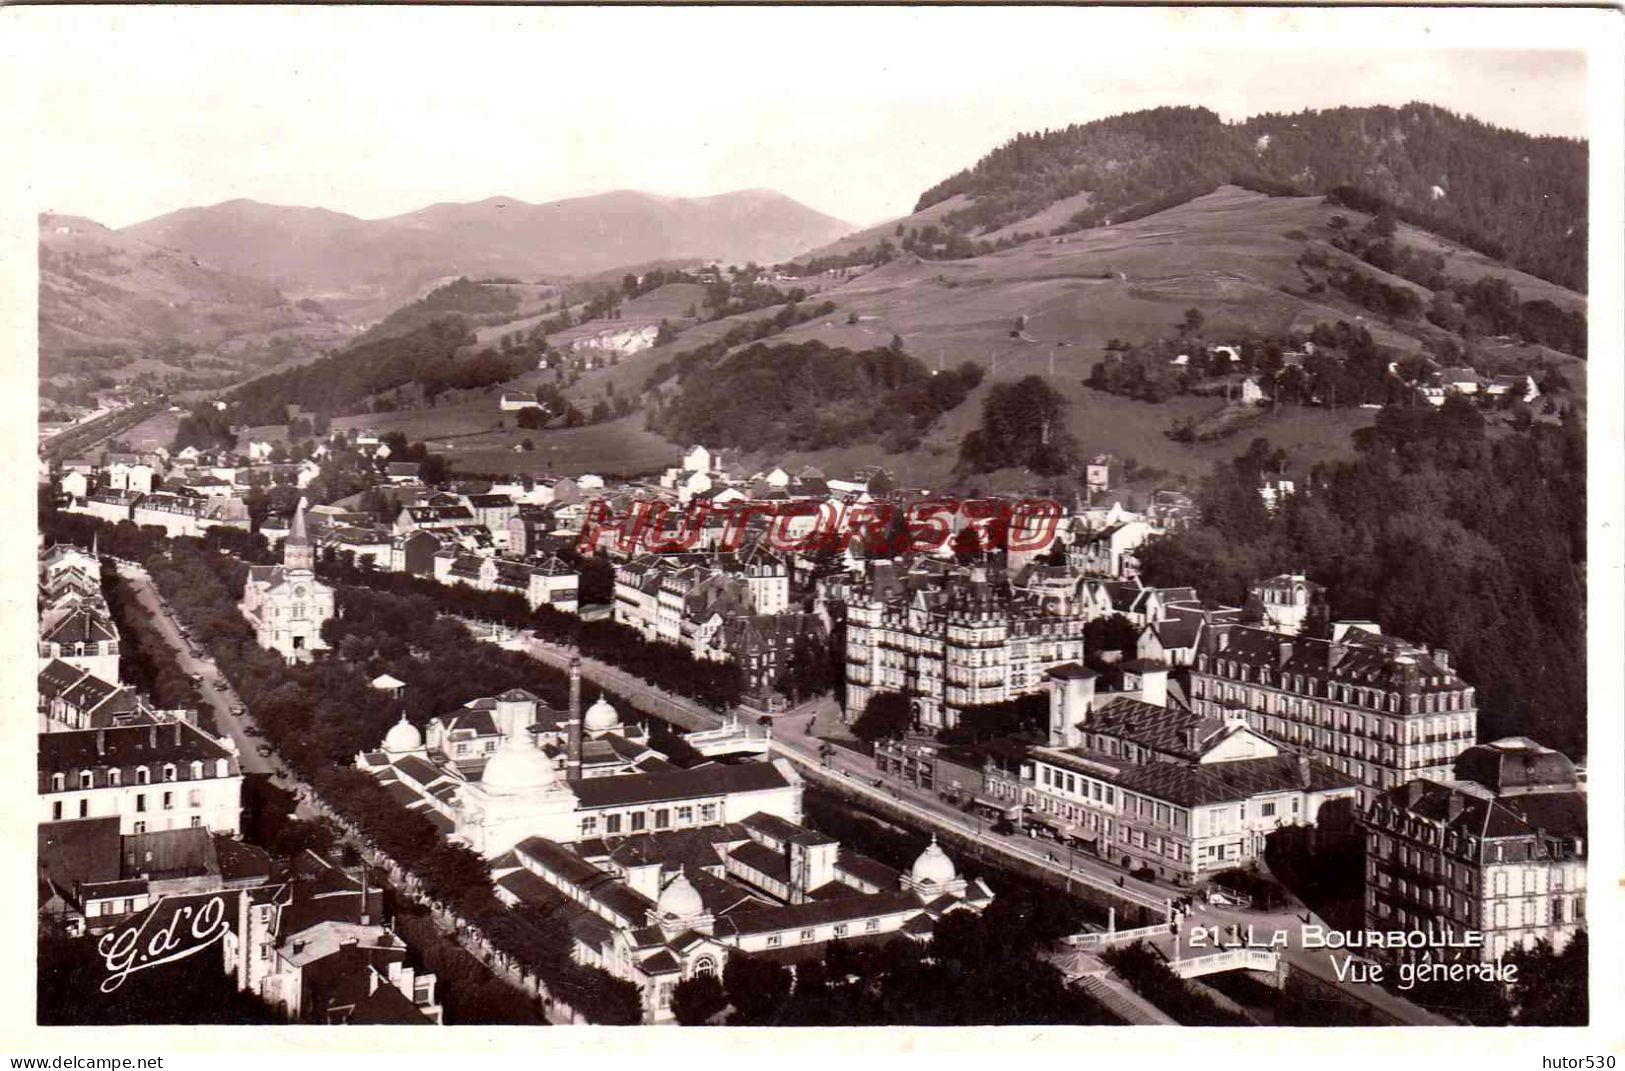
[
  {"left": 480, "top": 736, "right": 557, "bottom": 794},
  {"left": 910, "top": 836, "right": 957, "bottom": 887},
  {"left": 584, "top": 696, "right": 620, "bottom": 732},
  {"left": 657, "top": 871, "right": 705, "bottom": 920},
  {"left": 383, "top": 715, "right": 423, "bottom": 753}
]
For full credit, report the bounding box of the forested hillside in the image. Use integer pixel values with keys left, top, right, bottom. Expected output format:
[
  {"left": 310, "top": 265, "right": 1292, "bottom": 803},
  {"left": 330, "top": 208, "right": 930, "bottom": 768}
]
[
  {"left": 651, "top": 340, "right": 984, "bottom": 454},
  {"left": 912, "top": 104, "right": 1586, "bottom": 290},
  {"left": 355, "top": 277, "right": 526, "bottom": 344},
  {"left": 229, "top": 317, "right": 498, "bottom": 426}
]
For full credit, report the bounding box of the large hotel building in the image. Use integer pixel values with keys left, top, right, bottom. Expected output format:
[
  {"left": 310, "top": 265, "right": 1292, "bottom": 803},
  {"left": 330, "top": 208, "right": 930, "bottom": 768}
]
[
  {"left": 844, "top": 563, "right": 1087, "bottom": 731},
  {"left": 1188, "top": 620, "right": 1477, "bottom": 804}
]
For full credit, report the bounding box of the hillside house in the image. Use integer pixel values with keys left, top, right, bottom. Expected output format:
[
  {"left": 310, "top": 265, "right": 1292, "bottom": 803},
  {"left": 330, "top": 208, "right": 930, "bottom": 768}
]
[
  {"left": 385, "top": 462, "right": 422, "bottom": 484},
  {"left": 499, "top": 391, "right": 543, "bottom": 412},
  {"left": 1484, "top": 374, "right": 1540, "bottom": 404},
  {"left": 1085, "top": 454, "right": 1122, "bottom": 495}
]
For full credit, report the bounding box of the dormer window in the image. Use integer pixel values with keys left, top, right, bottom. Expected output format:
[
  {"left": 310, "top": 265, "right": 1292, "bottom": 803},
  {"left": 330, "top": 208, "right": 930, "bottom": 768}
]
[
  {"left": 78, "top": 771, "right": 93, "bottom": 790},
  {"left": 109, "top": 769, "right": 121, "bottom": 787},
  {"left": 189, "top": 761, "right": 203, "bottom": 779},
  {"left": 51, "top": 773, "right": 65, "bottom": 792},
  {"left": 215, "top": 759, "right": 229, "bottom": 777},
  {"left": 163, "top": 764, "right": 177, "bottom": 783},
  {"left": 136, "top": 766, "right": 150, "bottom": 785}
]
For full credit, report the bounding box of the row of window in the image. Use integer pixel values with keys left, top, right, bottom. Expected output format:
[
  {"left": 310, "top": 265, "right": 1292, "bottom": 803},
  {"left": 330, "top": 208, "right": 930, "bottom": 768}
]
[
  {"left": 762, "top": 917, "right": 883, "bottom": 948},
  {"left": 579, "top": 802, "right": 718, "bottom": 839},
  {"left": 51, "top": 788, "right": 211, "bottom": 821},
  {"left": 49, "top": 759, "right": 229, "bottom": 791},
  {"left": 1198, "top": 660, "right": 1472, "bottom": 715}
]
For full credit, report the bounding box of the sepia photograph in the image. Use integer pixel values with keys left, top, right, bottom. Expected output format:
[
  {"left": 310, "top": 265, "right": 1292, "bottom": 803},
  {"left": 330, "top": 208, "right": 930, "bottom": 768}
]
[{"left": 3, "top": 4, "right": 1620, "bottom": 1060}]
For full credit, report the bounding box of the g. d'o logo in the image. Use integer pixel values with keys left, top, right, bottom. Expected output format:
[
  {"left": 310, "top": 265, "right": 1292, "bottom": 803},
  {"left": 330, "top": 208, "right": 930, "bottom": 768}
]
[{"left": 95, "top": 892, "right": 234, "bottom": 994}]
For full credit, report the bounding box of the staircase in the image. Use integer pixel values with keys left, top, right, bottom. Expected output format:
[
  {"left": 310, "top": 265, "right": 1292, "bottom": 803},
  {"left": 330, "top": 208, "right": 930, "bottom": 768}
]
[{"left": 1075, "top": 973, "right": 1178, "bottom": 1025}]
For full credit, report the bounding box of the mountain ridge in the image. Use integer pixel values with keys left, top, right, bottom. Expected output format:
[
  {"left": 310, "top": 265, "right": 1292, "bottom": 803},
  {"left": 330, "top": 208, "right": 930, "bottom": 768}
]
[{"left": 120, "top": 188, "right": 853, "bottom": 319}]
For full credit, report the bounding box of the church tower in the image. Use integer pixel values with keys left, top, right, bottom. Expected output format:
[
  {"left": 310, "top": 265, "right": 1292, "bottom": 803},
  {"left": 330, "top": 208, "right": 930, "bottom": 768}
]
[{"left": 284, "top": 498, "right": 315, "bottom": 573}]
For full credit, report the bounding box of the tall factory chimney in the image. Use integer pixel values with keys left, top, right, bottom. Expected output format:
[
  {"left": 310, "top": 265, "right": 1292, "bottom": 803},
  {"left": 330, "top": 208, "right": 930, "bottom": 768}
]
[{"left": 566, "top": 656, "right": 583, "bottom": 781}]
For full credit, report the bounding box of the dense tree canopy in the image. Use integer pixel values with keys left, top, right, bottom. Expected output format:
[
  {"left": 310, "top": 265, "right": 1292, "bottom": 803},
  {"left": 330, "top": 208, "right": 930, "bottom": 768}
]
[
  {"left": 654, "top": 340, "right": 980, "bottom": 455},
  {"left": 958, "top": 375, "right": 1077, "bottom": 475}
]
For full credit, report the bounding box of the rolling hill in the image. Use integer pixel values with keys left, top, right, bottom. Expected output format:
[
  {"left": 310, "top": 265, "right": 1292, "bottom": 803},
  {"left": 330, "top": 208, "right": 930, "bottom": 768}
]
[
  {"left": 121, "top": 189, "right": 852, "bottom": 321},
  {"left": 554, "top": 185, "right": 1584, "bottom": 488},
  {"left": 799, "top": 103, "right": 1586, "bottom": 294},
  {"left": 37, "top": 213, "right": 343, "bottom": 372}
]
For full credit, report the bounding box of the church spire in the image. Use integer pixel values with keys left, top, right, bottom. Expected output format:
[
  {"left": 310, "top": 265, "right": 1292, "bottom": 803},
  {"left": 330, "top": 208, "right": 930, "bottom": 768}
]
[{"left": 284, "top": 497, "right": 314, "bottom": 571}]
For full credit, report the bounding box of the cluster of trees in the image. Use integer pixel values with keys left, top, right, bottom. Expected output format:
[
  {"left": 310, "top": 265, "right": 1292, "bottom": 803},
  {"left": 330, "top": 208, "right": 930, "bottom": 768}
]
[
  {"left": 1139, "top": 402, "right": 1586, "bottom": 756},
  {"left": 643, "top": 300, "right": 837, "bottom": 390},
  {"left": 779, "top": 242, "right": 897, "bottom": 278},
  {"left": 1324, "top": 264, "right": 1427, "bottom": 321},
  {"left": 319, "top": 555, "right": 750, "bottom": 712},
  {"left": 1430, "top": 275, "right": 1588, "bottom": 358},
  {"left": 1094, "top": 319, "right": 1412, "bottom": 411},
  {"left": 958, "top": 375, "right": 1076, "bottom": 475},
  {"left": 553, "top": 613, "right": 749, "bottom": 712},
  {"left": 1316, "top": 218, "right": 1587, "bottom": 357},
  {"left": 355, "top": 277, "right": 523, "bottom": 346},
  {"left": 173, "top": 402, "right": 238, "bottom": 452},
  {"left": 916, "top": 107, "right": 1248, "bottom": 237},
  {"left": 390, "top": 911, "right": 550, "bottom": 1025},
  {"left": 701, "top": 279, "right": 809, "bottom": 321},
  {"left": 101, "top": 572, "right": 208, "bottom": 717},
  {"left": 654, "top": 341, "right": 977, "bottom": 456}
]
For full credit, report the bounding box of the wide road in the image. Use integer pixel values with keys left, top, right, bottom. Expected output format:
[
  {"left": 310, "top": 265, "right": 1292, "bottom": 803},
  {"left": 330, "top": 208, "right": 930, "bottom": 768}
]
[{"left": 114, "top": 561, "right": 283, "bottom": 779}]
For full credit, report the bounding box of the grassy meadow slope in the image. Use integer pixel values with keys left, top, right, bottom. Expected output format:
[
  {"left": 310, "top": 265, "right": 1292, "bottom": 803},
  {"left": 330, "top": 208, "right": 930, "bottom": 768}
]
[{"left": 328, "top": 186, "right": 1585, "bottom": 487}]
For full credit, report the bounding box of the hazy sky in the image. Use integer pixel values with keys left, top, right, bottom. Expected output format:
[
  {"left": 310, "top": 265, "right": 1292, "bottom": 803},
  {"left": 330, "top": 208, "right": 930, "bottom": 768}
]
[{"left": 5, "top": 7, "right": 1595, "bottom": 230}]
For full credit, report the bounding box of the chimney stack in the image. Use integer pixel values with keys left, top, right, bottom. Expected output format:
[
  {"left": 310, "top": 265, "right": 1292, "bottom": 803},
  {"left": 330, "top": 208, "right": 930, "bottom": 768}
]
[
  {"left": 1433, "top": 649, "right": 1451, "bottom": 672},
  {"left": 1446, "top": 792, "right": 1464, "bottom": 822},
  {"left": 1296, "top": 752, "right": 1311, "bottom": 790},
  {"left": 96, "top": 729, "right": 106, "bottom": 756},
  {"left": 1406, "top": 780, "right": 1425, "bottom": 807},
  {"left": 566, "top": 657, "right": 583, "bottom": 781}
]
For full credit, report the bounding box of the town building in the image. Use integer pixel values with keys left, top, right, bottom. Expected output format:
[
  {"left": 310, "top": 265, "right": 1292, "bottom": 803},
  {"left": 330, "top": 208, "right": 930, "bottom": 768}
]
[
  {"left": 1360, "top": 737, "right": 1586, "bottom": 963},
  {"left": 1067, "top": 519, "right": 1152, "bottom": 579},
  {"left": 1249, "top": 572, "right": 1326, "bottom": 636},
  {"left": 38, "top": 721, "right": 245, "bottom": 836},
  {"left": 989, "top": 664, "right": 1360, "bottom": 882},
  {"left": 240, "top": 501, "right": 335, "bottom": 662},
  {"left": 235, "top": 852, "right": 443, "bottom": 1024},
  {"left": 1188, "top": 622, "right": 1478, "bottom": 805},
  {"left": 38, "top": 818, "right": 272, "bottom": 936},
  {"left": 843, "top": 562, "right": 1088, "bottom": 731}
]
